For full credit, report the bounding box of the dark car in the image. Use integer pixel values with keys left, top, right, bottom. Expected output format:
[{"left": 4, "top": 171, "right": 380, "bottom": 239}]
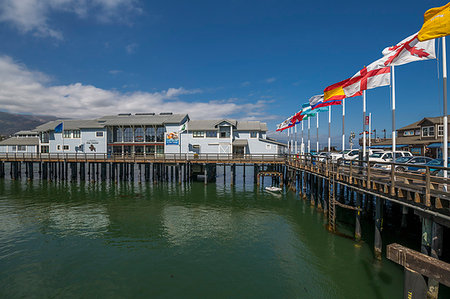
[
  {"left": 394, "top": 156, "right": 433, "bottom": 172},
  {"left": 408, "top": 158, "right": 450, "bottom": 174}
]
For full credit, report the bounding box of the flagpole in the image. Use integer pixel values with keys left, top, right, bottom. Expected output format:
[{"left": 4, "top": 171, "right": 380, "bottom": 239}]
[
  {"left": 301, "top": 121, "right": 304, "bottom": 155},
  {"left": 443, "top": 36, "right": 448, "bottom": 179},
  {"left": 316, "top": 114, "right": 319, "bottom": 153},
  {"left": 363, "top": 90, "right": 367, "bottom": 161},
  {"left": 342, "top": 98, "right": 346, "bottom": 156},
  {"left": 392, "top": 65, "right": 396, "bottom": 155},
  {"left": 287, "top": 126, "right": 290, "bottom": 154},
  {"left": 295, "top": 124, "right": 298, "bottom": 154},
  {"left": 328, "top": 106, "right": 331, "bottom": 152},
  {"left": 308, "top": 117, "right": 311, "bottom": 154},
  {"left": 369, "top": 112, "right": 372, "bottom": 148}
]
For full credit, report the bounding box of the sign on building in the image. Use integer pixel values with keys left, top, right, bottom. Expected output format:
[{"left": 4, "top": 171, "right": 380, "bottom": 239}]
[{"left": 165, "top": 132, "right": 179, "bottom": 145}]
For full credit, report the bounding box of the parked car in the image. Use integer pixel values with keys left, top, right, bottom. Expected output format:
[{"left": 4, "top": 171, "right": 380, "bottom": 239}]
[
  {"left": 375, "top": 156, "right": 432, "bottom": 171},
  {"left": 408, "top": 158, "right": 450, "bottom": 174},
  {"left": 368, "top": 151, "right": 412, "bottom": 163},
  {"left": 317, "top": 152, "right": 331, "bottom": 162},
  {"left": 329, "top": 150, "right": 350, "bottom": 161},
  {"left": 338, "top": 149, "right": 385, "bottom": 164}
]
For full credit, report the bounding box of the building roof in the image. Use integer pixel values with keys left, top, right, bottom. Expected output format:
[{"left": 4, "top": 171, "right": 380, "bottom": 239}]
[
  {"left": 259, "top": 138, "right": 287, "bottom": 147},
  {"left": 232, "top": 139, "right": 248, "bottom": 146},
  {"left": 398, "top": 120, "right": 421, "bottom": 131},
  {"left": 371, "top": 136, "right": 434, "bottom": 146},
  {"left": 188, "top": 120, "right": 268, "bottom": 131},
  {"left": 14, "top": 130, "right": 38, "bottom": 135},
  {"left": 98, "top": 114, "right": 188, "bottom": 126},
  {"left": 0, "top": 137, "right": 39, "bottom": 146},
  {"left": 35, "top": 119, "right": 104, "bottom": 131}
]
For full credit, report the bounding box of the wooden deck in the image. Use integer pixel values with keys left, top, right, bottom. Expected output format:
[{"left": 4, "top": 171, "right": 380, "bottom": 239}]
[
  {"left": 286, "top": 156, "right": 450, "bottom": 220},
  {"left": 0, "top": 153, "right": 286, "bottom": 164}
]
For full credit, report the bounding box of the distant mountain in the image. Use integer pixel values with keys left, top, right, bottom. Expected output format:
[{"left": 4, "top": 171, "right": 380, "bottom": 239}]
[{"left": 0, "top": 111, "right": 58, "bottom": 136}]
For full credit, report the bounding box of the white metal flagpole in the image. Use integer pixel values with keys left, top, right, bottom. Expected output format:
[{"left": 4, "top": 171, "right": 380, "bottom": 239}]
[
  {"left": 443, "top": 36, "right": 448, "bottom": 179},
  {"left": 308, "top": 117, "right": 311, "bottom": 154},
  {"left": 328, "top": 106, "right": 331, "bottom": 151},
  {"left": 342, "top": 99, "right": 346, "bottom": 157},
  {"left": 363, "top": 90, "right": 367, "bottom": 160},
  {"left": 287, "top": 126, "right": 290, "bottom": 154},
  {"left": 295, "top": 125, "right": 298, "bottom": 154},
  {"left": 369, "top": 112, "right": 372, "bottom": 148},
  {"left": 316, "top": 113, "right": 319, "bottom": 153},
  {"left": 392, "top": 65, "right": 396, "bottom": 155},
  {"left": 301, "top": 121, "right": 304, "bottom": 154}
]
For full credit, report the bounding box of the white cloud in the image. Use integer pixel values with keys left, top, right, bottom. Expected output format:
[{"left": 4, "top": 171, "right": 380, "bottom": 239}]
[
  {"left": 109, "top": 70, "right": 122, "bottom": 75},
  {"left": 265, "top": 77, "right": 276, "bottom": 83},
  {"left": 0, "top": 0, "right": 141, "bottom": 39},
  {"left": 0, "top": 55, "right": 270, "bottom": 120},
  {"left": 125, "top": 43, "right": 138, "bottom": 54}
]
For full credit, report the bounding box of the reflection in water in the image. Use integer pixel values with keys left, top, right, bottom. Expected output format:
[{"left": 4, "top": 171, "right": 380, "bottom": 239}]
[{"left": 0, "top": 177, "right": 411, "bottom": 298}]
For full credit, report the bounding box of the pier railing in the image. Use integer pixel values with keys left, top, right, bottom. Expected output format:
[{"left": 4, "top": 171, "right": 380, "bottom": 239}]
[
  {"left": 0, "top": 152, "right": 286, "bottom": 163},
  {"left": 286, "top": 154, "right": 450, "bottom": 217}
]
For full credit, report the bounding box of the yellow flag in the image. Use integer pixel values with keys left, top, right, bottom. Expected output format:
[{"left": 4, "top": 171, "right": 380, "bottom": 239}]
[{"left": 418, "top": 2, "right": 450, "bottom": 41}]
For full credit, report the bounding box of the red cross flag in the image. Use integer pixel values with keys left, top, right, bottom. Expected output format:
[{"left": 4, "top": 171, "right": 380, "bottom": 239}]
[
  {"left": 380, "top": 32, "right": 435, "bottom": 66},
  {"left": 343, "top": 57, "right": 391, "bottom": 98}
]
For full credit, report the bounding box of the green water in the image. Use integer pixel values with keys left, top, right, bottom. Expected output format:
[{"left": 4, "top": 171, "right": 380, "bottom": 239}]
[{"left": 0, "top": 177, "right": 406, "bottom": 298}]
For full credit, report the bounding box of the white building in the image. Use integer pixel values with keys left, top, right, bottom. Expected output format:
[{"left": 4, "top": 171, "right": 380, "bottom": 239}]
[{"left": 0, "top": 113, "right": 286, "bottom": 156}]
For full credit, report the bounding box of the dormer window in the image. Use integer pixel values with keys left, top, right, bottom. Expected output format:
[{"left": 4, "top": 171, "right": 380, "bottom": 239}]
[
  {"left": 422, "top": 126, "right": 435, "bottom": 137},
  {"left": 250, "top": 131, "right": 257, "bottom": 138}
]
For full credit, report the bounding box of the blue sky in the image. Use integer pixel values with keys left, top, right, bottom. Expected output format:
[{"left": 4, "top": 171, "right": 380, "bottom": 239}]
[{"left": 0, "top": 0, "right": 447, "bottom": 146}]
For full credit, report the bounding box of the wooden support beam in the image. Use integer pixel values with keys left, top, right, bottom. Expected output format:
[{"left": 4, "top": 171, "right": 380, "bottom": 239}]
[{"left": 386, "top": 243, "right": 450, "bottom": 287}]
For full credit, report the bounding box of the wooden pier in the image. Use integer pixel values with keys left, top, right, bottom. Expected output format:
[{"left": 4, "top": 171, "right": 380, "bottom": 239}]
[{"left": 1, "top": 152, "right": 449, "bottom": 298}]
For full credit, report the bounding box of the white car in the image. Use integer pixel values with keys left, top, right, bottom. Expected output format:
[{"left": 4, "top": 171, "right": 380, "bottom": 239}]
[
  {"left": 368, "top": 151, "right": 412, "bottom": 163},
  {"left": 337, "top": 149, "right": 384, "bottom": 164}
]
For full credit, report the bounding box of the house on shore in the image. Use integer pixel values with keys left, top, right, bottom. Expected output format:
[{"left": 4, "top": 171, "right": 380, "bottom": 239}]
[
  {"left": 367, "top": 116, "right": 449, "bottom": 158},
  {"left": 0, "top": 113, "right": 286, "bottom": 156}
]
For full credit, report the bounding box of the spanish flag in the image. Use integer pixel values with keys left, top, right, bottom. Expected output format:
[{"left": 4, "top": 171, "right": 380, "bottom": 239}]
[
  {"left": 418, "top": 3, "right": 450, "bottom": 41},
  {"left": 323, "top": 78, "right": 361, "bottom": 106}
]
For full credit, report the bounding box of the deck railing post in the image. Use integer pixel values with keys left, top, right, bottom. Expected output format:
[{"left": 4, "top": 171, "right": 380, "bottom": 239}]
[
  {"left": 425, "top": 166, "right": 431, "bottom": 206},
  {"left": 390, "top": 162, "right": 396, "bottom": 196}
]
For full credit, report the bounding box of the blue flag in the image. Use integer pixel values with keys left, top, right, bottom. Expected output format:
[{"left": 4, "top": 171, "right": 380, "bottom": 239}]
[{"left": 54, "top": 122, "right": 63, "bottom": 133}]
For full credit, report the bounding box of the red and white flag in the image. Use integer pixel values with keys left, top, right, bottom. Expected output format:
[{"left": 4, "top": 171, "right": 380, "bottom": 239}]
[
  {"left": 276, "top": 116, "right": 293, "bottom": 132},
  {"left": 380, "top": 32, "right": 435, "bottom": 67},
  {"left": 343, "top": 57, "right": 390, "bottom": 98}
]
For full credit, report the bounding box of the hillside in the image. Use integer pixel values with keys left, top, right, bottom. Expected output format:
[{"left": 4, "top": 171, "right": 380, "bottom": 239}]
[{"left": 0, "top": 111, "right": 58, "bottom": 136}]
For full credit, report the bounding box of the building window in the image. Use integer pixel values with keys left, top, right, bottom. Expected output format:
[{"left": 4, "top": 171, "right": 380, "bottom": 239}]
[
  {"left": 438, "top": 125, "right": 444, "bottom": 136},
  {"left": 17, "top": 145, "right": 26, "bottom": 151},
  {"left": 422, "top": 126, "right": 435, "bottom": 137},
  {"left": 156, "top": 127, "right": 165, "bottom": 142},
  {"left": 193, "top": 131, "right": 205, "bottom": 138},
  {"left": 63, "top": 145, "right": 69, "bottom": 150},
  {"left": 250, "top": 131, "right": 258, "bottom": 138},
  {"left": 96, "top": 131, "right": 104, "bottom": 138},
  {"left": 11, "top": 145, "right": 16, "bottom": 151},
  {"left": 145, "top": 145, "right": 155, "bottom": 154},
  {"left": 57, "top": 145, "right": 61, "bottom": 150},
  {"left": 145, "top": 127, "right": 155, "bottom": 142},
  {"left": 123, "top": 127, "right": 133, "bottom": 142},
  {"left": 114, "top": 127, "right": 123, "bottom": 142},
  {"left": 63, "top": 130, "right": 71, "bottom": 138},
  {"left": 415, "top": 129, "right": 420, "bottom": 136},
  {"left": 206, "top": 131, "right": 217, "bottom": 138},
  {"left": 73, "top": 130, "right": 81, "bottom": 138},
  {"left": 156, "top": 145, "right": 164, "bottom": 153},
  {"left": 41, "top": 145, "right": 49, "bottom": 153},
  {"left": 219, "top": 126, "right": 231, "bottom": 138},
  {"left": 403, "top": 130, "right": 414, "bottom": 136},
  {"left": 134, "top": 127, "right": 143, "bottom": 142},
  {"left": 40, "top": 132, "right": 49, "bottom": 143}
]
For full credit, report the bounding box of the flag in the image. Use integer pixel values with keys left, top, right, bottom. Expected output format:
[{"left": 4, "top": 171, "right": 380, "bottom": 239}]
[
  {"left": 54, "top": 122, "right": 63, "bottom": 133},
  {"left": 342, "top": 57, "right": 391, "bottom": 98},
  {"left": 380, "top": 32, "right": 435, "bottom": 66},
  {"left": 276, "top": 116, "right": 294, "bottom": 132},
  {"left": 418, "top": 3, "right": 450, "bottom": 41},
  {"left": 323, "top": 78, "right": 362, "bottom": 108},
  {"left": 179, "top": 123, "right": 187, "bottom": 133}
]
